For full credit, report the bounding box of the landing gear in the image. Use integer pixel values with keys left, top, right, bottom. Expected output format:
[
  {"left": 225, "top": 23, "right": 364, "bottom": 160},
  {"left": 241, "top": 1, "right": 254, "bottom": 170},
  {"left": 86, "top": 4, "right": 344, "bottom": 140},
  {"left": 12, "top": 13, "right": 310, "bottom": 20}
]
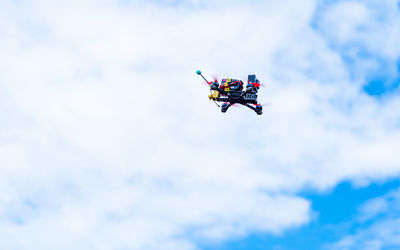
[
  {"left": 221, "top": 102, "right": 230, "bottom": 113},
  {"left": 255, "top": 104, "right": 263, "bottom": 115}
]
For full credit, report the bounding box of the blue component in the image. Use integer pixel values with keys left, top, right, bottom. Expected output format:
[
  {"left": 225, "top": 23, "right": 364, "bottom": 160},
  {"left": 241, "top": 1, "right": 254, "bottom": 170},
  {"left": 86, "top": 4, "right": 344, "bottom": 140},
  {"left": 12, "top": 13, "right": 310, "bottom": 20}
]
[{"left": 196, "top": 70, "right": 201, "bottom": 75}]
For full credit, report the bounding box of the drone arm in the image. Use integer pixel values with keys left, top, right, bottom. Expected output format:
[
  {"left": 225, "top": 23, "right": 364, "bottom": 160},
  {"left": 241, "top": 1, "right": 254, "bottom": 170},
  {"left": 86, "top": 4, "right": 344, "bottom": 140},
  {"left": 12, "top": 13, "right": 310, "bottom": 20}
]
[
  {"left": 244, "top": 103, "right": 257, "bottom": 112},
  {"left": 243, "top": 103, "right": 262, "bottom": 115}
]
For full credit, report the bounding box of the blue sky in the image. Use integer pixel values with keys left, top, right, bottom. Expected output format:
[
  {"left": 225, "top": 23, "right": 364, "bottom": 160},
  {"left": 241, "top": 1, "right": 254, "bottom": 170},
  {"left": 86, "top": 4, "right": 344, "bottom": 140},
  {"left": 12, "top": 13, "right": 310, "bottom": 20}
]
[
  {"left": 1, "top": 0, "right": 400, "bottom": 249},
  {"left": 204, "top": 180, "right": 400, "bottom": 249}
]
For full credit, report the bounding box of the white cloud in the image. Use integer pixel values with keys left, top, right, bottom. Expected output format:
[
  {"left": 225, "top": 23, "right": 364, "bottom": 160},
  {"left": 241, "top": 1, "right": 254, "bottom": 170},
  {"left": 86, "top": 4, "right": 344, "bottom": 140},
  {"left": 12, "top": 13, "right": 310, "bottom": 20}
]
[
  {"left": 1, "top": 0, "right": 400, "bottom": 249},
  {"left": 314, "top": 0, "right": 400, "bottom": 83}
]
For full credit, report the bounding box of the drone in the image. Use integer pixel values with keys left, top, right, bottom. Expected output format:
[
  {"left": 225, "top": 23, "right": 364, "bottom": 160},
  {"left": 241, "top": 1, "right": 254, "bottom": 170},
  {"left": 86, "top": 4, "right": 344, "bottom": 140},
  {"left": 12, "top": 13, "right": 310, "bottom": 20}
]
[{"left": 196, "top": 70, "right": 263, "bottom": 115}]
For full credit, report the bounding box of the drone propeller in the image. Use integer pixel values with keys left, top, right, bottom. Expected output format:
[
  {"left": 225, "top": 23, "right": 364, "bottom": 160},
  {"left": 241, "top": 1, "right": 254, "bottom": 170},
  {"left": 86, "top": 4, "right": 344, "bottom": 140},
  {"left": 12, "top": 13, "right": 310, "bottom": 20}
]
[
  {"left": 247, "top": 80, "right": 265, "bottom": 88},
  {"left": 251, "top": 102, "right": 272, "bottom": 107},
  {"left": 232, "top": 102, "right": 270, "bottom": 109},
  {"left": 253, "top": 82, "right": 265, "bottom": 88},
  {"left": 210, "top": 74, "right": 219, "bottom": 83},
  {"left": 240, "top": 75, "right": 265, "bottom": 88}
]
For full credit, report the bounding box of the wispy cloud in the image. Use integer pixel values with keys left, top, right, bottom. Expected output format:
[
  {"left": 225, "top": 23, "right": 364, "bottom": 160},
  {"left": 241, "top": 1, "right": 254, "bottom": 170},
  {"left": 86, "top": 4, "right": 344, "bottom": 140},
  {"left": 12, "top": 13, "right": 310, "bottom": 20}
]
[{"left": 327, "top": 187, "right": 400, "bottom": 250}]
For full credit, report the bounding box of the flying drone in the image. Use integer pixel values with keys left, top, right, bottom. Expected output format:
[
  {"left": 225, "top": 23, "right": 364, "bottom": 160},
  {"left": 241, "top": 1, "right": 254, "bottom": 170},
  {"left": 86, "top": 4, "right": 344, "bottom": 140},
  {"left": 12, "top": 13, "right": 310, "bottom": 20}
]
[{"left": 196, "top": 70, "right": 263, "bottom": 115}]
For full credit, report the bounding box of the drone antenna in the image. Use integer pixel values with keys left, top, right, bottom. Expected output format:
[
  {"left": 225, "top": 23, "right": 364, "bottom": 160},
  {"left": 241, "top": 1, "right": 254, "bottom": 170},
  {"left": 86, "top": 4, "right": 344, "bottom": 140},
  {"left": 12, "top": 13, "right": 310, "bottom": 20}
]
[
  {"left": 198, "top": 70, "right": 220, "bottom": 107},
  {"left": 196, "top": 70, "right": 210, "bottom": 85}
]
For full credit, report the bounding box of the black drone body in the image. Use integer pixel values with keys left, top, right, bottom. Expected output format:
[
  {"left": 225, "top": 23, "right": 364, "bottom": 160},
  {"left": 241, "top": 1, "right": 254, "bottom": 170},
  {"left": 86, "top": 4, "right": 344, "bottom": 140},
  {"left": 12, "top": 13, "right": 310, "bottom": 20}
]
[{"left": 196, "top": 70, "right": 263, "bottom": 115}]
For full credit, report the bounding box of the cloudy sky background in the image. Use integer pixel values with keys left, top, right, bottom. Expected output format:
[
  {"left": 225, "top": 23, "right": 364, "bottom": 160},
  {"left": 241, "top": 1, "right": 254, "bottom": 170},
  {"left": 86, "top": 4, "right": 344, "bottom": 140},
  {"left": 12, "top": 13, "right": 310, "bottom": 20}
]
[{"left": 1, "top": 0, "right": 400, "bottom": 249}]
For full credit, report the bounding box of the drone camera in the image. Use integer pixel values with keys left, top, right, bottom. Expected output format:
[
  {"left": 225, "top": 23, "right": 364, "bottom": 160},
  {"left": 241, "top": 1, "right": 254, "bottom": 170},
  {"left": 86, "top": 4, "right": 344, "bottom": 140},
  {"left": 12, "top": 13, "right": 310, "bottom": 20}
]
[{"left": 248, "top": 74, "right": 259, "bottom": 85}]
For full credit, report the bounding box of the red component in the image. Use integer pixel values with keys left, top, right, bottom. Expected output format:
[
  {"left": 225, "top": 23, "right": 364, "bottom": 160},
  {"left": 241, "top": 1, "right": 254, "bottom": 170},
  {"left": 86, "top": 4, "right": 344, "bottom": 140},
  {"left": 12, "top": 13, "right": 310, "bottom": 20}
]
[
  {"left": 253, "top": 82, "right": 261, "bottom": 88},
  {"left": 208, "top": 79, "right": 218, "bottom": 85}
]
